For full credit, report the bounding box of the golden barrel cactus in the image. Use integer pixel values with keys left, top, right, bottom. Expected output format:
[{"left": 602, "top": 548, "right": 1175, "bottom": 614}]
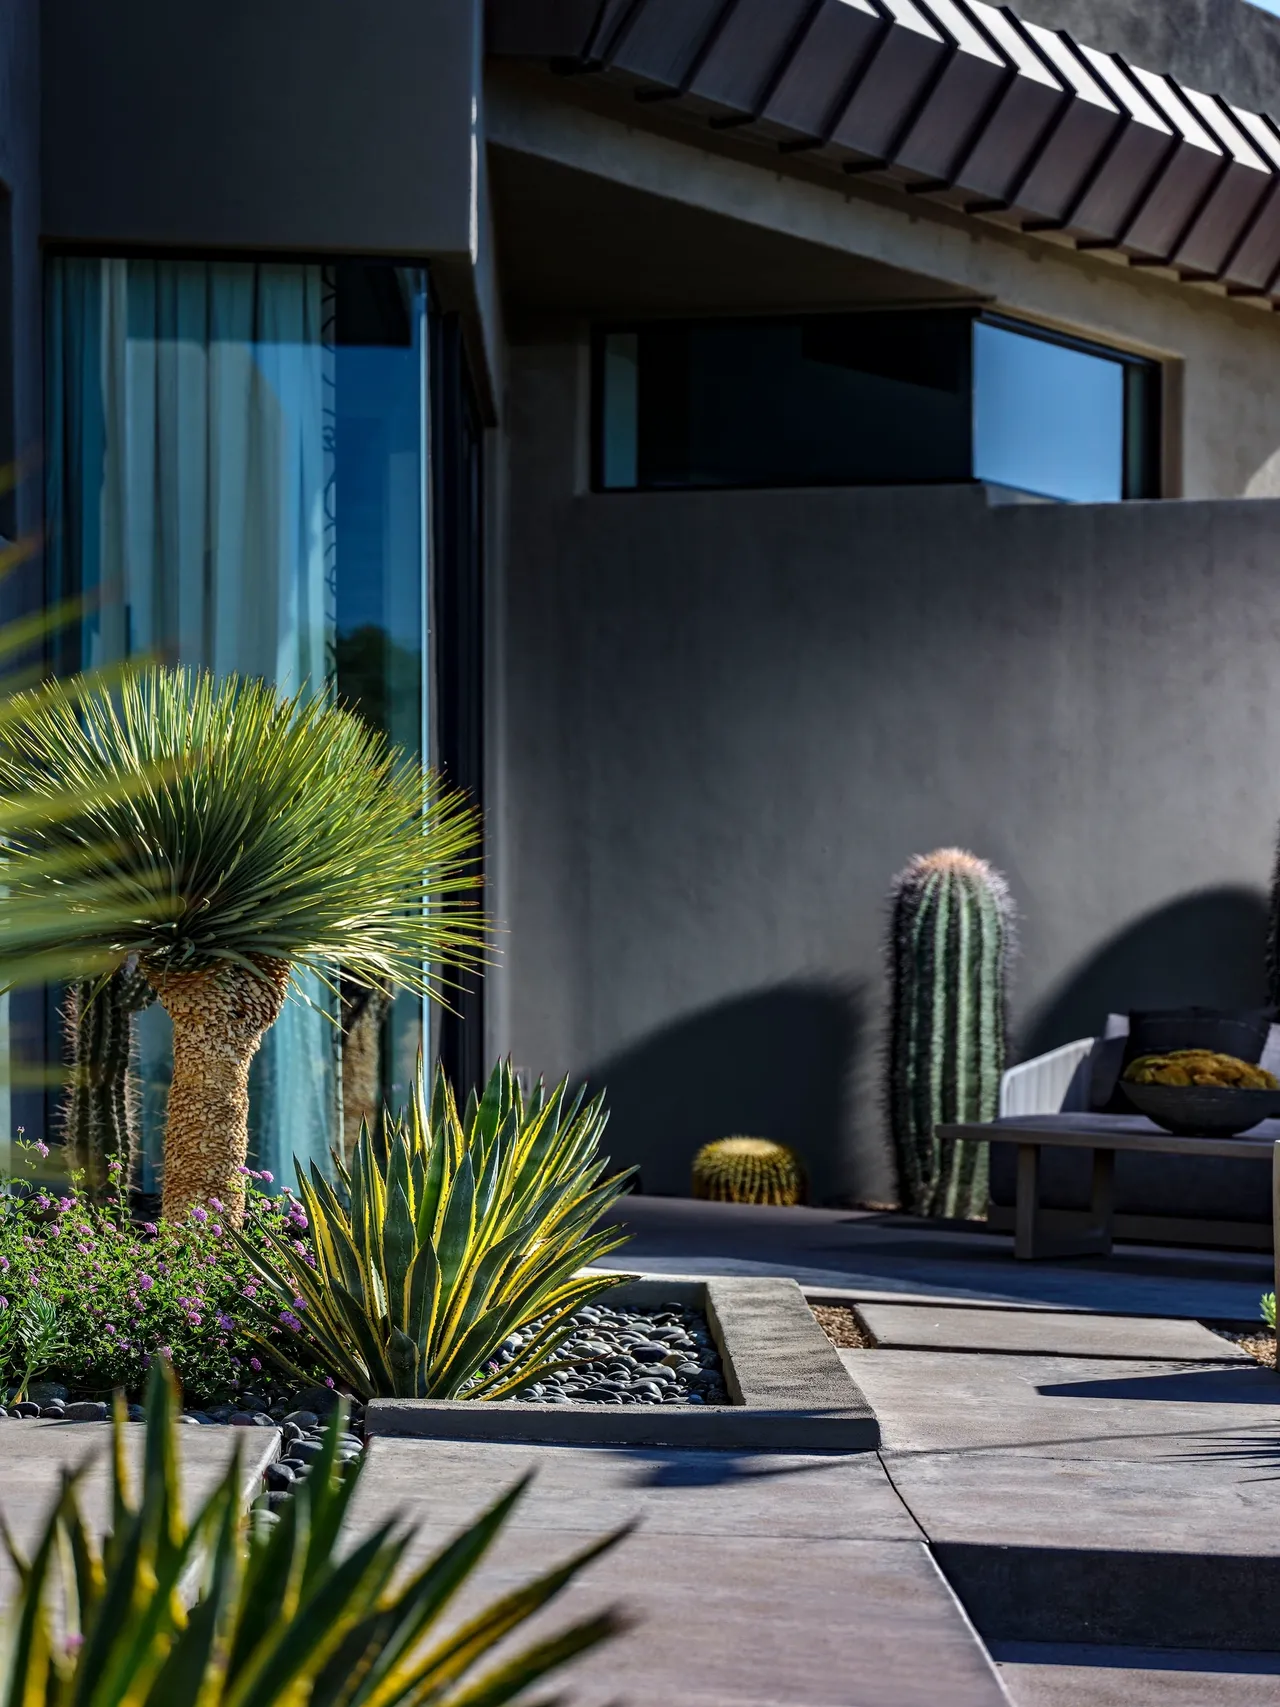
[{"left": 692, "top": 1137, "right": 805, "bottom": 1206}]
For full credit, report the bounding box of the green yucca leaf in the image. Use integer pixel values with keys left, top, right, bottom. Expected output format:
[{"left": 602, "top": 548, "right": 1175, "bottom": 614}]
[
  {"left": 0, "top": 1363, "right": 626, "bottom": 1704},
  {"left": 239, "top": 1056, "right": 634, "bottom": 1401},
  {"left": 0, "top": 666, "right": 487, "bottom": 1001}
]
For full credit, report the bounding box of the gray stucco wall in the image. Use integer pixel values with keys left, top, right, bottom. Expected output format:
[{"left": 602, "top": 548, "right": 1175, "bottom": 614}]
[
  {"left": 0, "top": 0, "right": 40, "bottom": 544},
  {"left": 498, "top": 339, "right": 1280, "bottom": 1205},
  {"left": 1014, "top": 0, "right": 1280, "bottom": 112},
  {"left": 41, "top": 0, "right": 502, "bottom": 407}
]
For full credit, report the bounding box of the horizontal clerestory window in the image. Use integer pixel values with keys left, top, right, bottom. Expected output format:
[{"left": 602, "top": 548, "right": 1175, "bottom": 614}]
[{"left": 594, "top": 310, "right": 1161, "bottom": 504}]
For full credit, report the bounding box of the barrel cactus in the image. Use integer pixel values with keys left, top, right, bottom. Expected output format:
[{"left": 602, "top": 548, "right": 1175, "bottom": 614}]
[
  {"left": 691, "top": 1137, "right": 805, "bottom": 1206},
  {"left": 62, "top": 961, "right": 155, "bottom": 1196},
  {"left": 886, "top": 849, "right": 1014, "bottom": 1220}
]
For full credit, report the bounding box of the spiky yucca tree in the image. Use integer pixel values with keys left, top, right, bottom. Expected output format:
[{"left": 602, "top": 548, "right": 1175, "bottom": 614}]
[
  {"left": 0, "top": 668, "right": 485, "bottom": 1224},
  {"left": 886, "top": 849, "right": 1014, "bottom": 1220}
]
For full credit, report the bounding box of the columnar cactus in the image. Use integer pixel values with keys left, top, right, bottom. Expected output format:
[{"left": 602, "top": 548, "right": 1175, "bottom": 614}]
[
  {"left": 886, "top": 849, "right": 1014, "bottom": 1219},
  {"left": 691, "top": 1137, "right": 805, "bottom": 1206},
  {"left": 63, "top": 962, "right": 155, "bottom": 1196}
]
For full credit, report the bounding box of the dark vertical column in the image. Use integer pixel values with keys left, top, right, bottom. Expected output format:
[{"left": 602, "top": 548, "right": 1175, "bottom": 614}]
[{"left": 432, "top": 314, "right": 486, "bottom": 1101}]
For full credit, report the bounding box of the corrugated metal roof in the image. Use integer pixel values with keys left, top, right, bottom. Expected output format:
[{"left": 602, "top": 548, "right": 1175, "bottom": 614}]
[{"left": 487, "top": 0, "right": 1280, "bottom": 303}]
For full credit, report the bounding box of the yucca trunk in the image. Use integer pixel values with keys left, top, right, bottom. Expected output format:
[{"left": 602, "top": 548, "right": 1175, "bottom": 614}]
[{"left": 150, "top": 958, "right": 291, "bottom": 1224}]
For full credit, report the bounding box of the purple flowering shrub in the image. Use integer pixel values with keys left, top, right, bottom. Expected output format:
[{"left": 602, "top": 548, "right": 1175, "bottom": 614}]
[{"left": 0, "top": 1141, "right": 328, "bottom": 1403}]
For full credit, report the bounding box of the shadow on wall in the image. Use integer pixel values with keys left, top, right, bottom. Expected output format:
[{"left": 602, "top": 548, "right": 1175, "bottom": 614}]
[
  {"left": 1021, "top": 885, "right": 1269, "bottom": 1059},
  {"left": 585, "top": 982, "right": 865, "bottom": 1204}
]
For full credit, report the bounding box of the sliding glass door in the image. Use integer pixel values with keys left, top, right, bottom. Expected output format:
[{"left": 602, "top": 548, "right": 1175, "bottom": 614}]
[{"left": 44, "top": 257, "right": 433, "bottom": 1189}]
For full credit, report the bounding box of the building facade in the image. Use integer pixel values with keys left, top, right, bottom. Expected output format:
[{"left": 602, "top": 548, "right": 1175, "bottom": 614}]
[{"left": 6, "top": 0, "right": 1280, "bottom": 1201}]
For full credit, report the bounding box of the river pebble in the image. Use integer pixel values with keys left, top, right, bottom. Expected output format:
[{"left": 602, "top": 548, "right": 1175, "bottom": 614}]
[{"left": 496, "top": 1302, "right": 729, "bottom": 1406}]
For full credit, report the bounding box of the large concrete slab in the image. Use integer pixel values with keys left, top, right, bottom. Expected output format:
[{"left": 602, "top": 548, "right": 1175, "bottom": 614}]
[
  {"left": 847, "top": 1349, "right": 1280, "bottom": 1456},
  {"left": 349, "top": 1439, "right": 1011, "bottom": 1705},
  {"left": 0, "top": 1420, "right": 279, "bottom": 1599},
  {"left": 993, "top": 1643, "right": 1280, "bottom": 1707},
  {"left": 602, "top": 1199, "right": 1274, "bottom": 1320},
  {"left": 854, "top": 1303, "right": 1251, "bottom": 1362}
]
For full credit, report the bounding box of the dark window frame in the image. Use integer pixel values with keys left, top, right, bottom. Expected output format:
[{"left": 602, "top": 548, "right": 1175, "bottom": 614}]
[{"left": 591, "top": 309, "right": 1162, "bottom": 501}]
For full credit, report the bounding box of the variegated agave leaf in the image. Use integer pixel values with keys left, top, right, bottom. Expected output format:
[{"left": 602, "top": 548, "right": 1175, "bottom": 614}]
[
  {"left": 0, "top": 1362, "right": 629, "bottom": 1704},
  {"left": 236, "top": 1057, "right": 634, "bottom": 1400}
]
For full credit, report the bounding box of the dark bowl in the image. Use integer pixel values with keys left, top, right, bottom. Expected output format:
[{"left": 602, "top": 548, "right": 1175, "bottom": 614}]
[{"left": 1120, "top": 1080, "right": 1280, "bottom": 1137}]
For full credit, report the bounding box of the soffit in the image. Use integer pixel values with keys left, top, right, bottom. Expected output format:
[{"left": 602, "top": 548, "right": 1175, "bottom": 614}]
[{"left": 486, "top": 0, "right": 1280, "bottom": 307}]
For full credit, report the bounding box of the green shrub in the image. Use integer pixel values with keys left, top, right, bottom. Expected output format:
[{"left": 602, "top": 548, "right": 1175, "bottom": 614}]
[
  {"left": 0, "top": 1362, "right": 627, "bottom": 1703},
  {"left": 1263, "top": 1292, "right": 1276, "bottom": 1332},
  {"left": 238, "top": 1059, "right": 634, "bottom": 1400},
  {"left": 0, "top": 1142, "right": 323, "bottom": 1404}
]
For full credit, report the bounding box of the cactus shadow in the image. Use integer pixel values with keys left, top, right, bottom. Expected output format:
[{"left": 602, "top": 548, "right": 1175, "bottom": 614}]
[
  {"left": 582, "top": 980, "right": 865, "bottom": 1205},
  {"left": 1020, "top": 886, "right": 1270, "bottom": 1059}
]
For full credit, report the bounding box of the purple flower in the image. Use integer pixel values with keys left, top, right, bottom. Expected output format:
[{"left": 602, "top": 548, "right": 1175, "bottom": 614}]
[
  {"left": 0, "top": 1256, "right": 9, "bottom": 1272},
  {"left": 217, "top": 1313, "right": 234, "bottom": 1331},
  {"left": 210, "top": 1224, "right": 223, "bottom": 1238},
  {"left": 190, "top": 1207, "right": 208, "bottom": 1224},
  {"left": 243, "top": 1285, "right": 258, "bottom": 1300},
  {"left": 138, "top": 1274, "right": 154, "bottom": 1292},
  {"left": 188, "top": 1313, "right": 202, "bottom": 1326},
  {"left": 77, "top": 1225, "right": 92, "bottom": 1236},
  {"left": 279, "top": 1310, "right": 302, "bottom": 1332},
  {"left": 58, "top": 1198, "right": 72, "bottom": 1212},
  {"left": 34, "top": 1140, "right": 49, "bottom": 1160},
  {"left": 35, "top": 1195, "right": 49, "bottom": 1210},
  {"left": 291, "top": 1297, "right": 307, "bottom": 1312},
  {"left": 324, "top": 1376, "right": 335, "bottom": 1389},
  {"left": 249, "top": 1357, "right": 262, "bottom": 1372},
  {"left": 104, "top": 1324, "right": 115, "bottom": 1335},
  {"left": 142, "top": 1223, "right": 158, "bottom": 1237},
  {"left": 76, "top": 1243, "right": 90, "bottom": 1255},
  {"left": 209, "top": 1198, "right": 224, "bottom": 1213},
  {"left": 260, "top": 1170, "right": 274, "bottom": 1184},
  {"left": 0, "top": 1297, "right": 8, "bottom": 1311}
]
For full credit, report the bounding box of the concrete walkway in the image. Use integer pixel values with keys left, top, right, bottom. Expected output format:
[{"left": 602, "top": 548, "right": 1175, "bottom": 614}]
[
  {"left": 352, "top": 1436, "right": 1013, "bottom": 1706},
  {"left": 602, "top": 1198, "right": 1274, "bottom": 1320}
]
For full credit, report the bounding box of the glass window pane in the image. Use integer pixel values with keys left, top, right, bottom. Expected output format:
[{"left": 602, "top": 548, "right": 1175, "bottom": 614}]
[
  {"left": 598, "top": 311, "right": 974, "bottom": 491},
  {"left": 44, "top": 256, "right": 431, "bottom": 1184},
  {"left": 973, "top": 321, "right": 1126, "bottom": 503},
  {"left": 601, "top": 331, "right": 639, "bottom": 489}
]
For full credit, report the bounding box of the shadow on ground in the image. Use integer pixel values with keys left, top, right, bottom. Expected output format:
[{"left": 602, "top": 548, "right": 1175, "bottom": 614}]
[
  {"left": 1021, "top": 885, "right": 1269, "bottom": 1059},
  {"left": 585, "top": 981, "right": 867, "bottom": 1202},
  {"left": 1036, "top": 1366, "right": 1280, "bottom": 1404}
]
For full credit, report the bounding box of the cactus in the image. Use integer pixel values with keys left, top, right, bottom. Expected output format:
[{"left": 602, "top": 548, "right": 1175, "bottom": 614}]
[
  {"left": 691, "top": 1137, "right": 805, "bottom": 1206},
  {"left": 62, "top": 962, "right": 155, "bottom": 1196},
  {"left": 886, "top": 849, "right": 1014, "bottom": 1220}
]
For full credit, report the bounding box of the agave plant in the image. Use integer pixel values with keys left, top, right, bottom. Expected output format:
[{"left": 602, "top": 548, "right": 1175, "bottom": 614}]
[
  {"left": 237, "top": 1059, "right": 633, "bottom": 1400},
  {"left": 0, "top": 667, "right": 486, "bottom": 1223},
  {"left": 0, "top": 1362, "right": 628, "bottom": 1704}
]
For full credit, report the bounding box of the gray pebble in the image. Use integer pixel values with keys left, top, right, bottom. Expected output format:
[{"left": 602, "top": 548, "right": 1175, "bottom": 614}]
[
  {"left": 284, "top": 1410, "right": 319, "bottom": 1430},
  {"left": 264, "top": 1463, "right": 296, "bottom": 1490},
  {"left": 12, "top": 1402, "right": 40, "bottom": 1418},
  {"left": 65, "top": 1401, "right": 107, "bottom": 1423},
  {"left": 40, "top": 1405, "right": 66, "bottom": 1420}
]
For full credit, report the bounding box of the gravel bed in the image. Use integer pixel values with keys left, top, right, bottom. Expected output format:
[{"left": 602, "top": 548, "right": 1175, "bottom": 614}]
[
  {"left": 1212, "top": 1326, "right": 1278, "bottom": 1368},
  {"left": 810, "top": 1303, "right": 876, "bottom": 1350},
  {"left": 492, "top": 1301, "right": 730, "bottom": 1406}
]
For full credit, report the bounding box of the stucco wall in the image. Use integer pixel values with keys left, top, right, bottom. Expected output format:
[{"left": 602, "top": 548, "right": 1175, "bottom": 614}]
[
  {"left": 41, "top": 0, "right": 503, "bottom": 410},
  {"left": 1014, "top": 0, "right": 1280, "bottom": 113},
  {"left": 496, "top": 339, "right": 1280, "bottom": 1205},
  {"left": 0, "top": 0, "right": 40, "bottom": 543}
]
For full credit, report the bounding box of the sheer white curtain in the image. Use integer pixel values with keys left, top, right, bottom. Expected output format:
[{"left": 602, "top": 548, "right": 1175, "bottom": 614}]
[{"left": 47, "top": 257, "right": 339, "bottom": 1191}]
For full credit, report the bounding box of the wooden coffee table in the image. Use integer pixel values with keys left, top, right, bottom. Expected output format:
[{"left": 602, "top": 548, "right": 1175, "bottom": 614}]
[{"left": 937, "top": 1113, "right": 1280, "bottom": 1261}]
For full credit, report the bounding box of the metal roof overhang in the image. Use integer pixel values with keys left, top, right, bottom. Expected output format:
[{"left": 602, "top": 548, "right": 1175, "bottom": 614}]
[{"left": 487, "top": 0, "right": 1280, "bottom": 305}]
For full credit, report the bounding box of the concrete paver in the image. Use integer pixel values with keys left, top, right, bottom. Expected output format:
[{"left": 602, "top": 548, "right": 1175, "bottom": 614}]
[
  {"left": 0, "top": 1420, "right": 279, "bottom": 1599},
  {"left": 854, "top": 1303, "right": 1250, "bottom": 1361},
  {"left": 603, "top": 1198, "right": 1274, "bottom": 1319},
  {"left": 844, "top": 1349, "right": 1280, "bottom": 1456},
  {"left": 993, "top": 1644, "right": 1280, "bottom": 1706},
  {"left": 352, "top": 1438, "right": 1012, "bottom": 1705}
]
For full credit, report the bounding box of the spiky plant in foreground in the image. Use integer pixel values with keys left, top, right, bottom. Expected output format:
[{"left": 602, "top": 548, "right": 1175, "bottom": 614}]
[
  {"left": 886, "top": 848, "right": 1014, "bottom": 1220},
  {"left": 0, "top": 1362, "right": 628, "bottom": 1705},
  {"left": 237, "top": 1058, "right": 634, "bottom": 1400},
  {"left": 62, "top": 960, "right": 155, "bottom": 1196},
  {"left": 691, "top": 1137, "right": 805, "bottom": 1206},
  {"left": 0, "top": 668, "right": 485, "bottom": 1224}
]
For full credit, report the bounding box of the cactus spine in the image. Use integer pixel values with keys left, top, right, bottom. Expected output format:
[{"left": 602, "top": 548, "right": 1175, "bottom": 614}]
[
  {"left": 63, "top": 963, "right": 156, "bottom": 1197},
  {"left": 886, "top": 849, "right": 1014, "bottom": 1220},
  {"left": 692, "top": 1137, "right": 805, "bottom": 1206}
]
